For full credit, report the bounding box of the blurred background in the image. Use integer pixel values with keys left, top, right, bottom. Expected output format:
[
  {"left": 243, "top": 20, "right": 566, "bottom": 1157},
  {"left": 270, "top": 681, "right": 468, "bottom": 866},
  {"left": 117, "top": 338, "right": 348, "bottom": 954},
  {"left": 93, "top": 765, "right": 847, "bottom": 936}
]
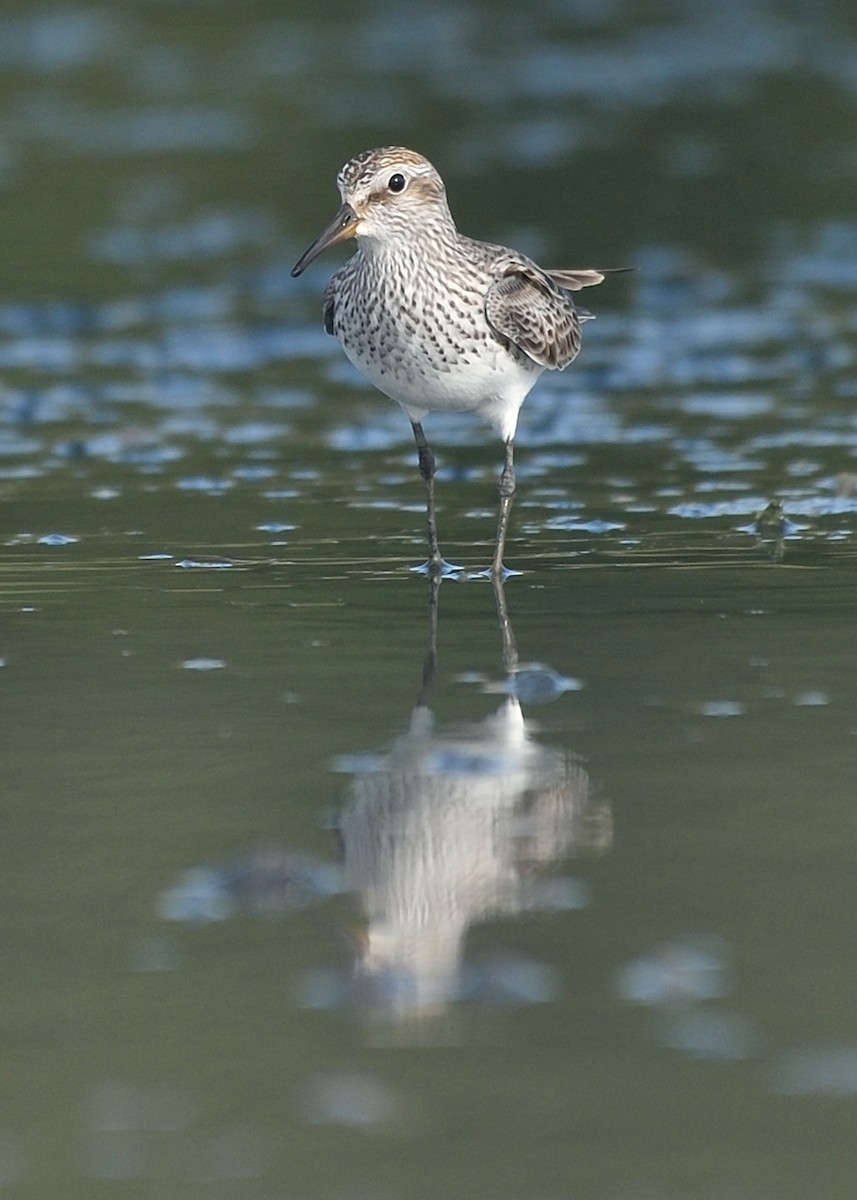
[{"left": 3, "top": 1, "right": 857, "bottom": 1197}]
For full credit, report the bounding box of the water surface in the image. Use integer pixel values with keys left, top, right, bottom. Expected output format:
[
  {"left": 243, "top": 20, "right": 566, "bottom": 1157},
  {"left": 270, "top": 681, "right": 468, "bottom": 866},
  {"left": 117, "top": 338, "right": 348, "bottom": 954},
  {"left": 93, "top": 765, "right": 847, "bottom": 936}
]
[{"left": 3, "top": 1, "right": 857, "bottom": 1197}]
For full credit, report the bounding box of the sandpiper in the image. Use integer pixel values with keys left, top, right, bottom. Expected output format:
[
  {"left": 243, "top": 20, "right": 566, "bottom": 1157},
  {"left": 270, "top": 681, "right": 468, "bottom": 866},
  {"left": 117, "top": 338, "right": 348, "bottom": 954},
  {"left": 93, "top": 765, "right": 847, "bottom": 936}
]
[{"left": 291, "top": 146, "right": 618, "bottom": 577}]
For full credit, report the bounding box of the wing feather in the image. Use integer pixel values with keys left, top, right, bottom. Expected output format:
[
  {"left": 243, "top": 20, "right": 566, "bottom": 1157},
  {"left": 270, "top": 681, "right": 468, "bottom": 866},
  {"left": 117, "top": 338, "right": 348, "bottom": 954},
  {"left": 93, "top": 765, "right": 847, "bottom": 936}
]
[
  {"left": 546, "top": 268, "right": 605, "bottom": 291},
  {"left": 485, "top": 261, "right": 583, "bottom": 370},
  {"left": 322, "top": 278, "right": 336, "bottom": 336},
  {"left": 548, "top": 266, "right": 633, "bottom": 291}
]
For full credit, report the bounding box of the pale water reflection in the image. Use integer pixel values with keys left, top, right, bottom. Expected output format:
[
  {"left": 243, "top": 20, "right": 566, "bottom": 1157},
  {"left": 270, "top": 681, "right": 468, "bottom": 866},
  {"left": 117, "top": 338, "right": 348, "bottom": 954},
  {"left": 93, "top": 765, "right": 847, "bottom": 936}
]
[
  {"left": 335, "top": 577, "right": 610, "bottom": 1035},
  {"left": 159, "top": 576, "right": 611, "bottom": 1041}
]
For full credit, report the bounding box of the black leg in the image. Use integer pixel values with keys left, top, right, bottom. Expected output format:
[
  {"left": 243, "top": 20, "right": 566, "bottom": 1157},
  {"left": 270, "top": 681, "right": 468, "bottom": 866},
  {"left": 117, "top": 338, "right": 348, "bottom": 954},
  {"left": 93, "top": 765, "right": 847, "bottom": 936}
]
[
  {"left": 492, "top": 437, "right": 516, "bottom": 578},
  {"left": 411, "top": 420, "right": 442, "bottom": 573}
]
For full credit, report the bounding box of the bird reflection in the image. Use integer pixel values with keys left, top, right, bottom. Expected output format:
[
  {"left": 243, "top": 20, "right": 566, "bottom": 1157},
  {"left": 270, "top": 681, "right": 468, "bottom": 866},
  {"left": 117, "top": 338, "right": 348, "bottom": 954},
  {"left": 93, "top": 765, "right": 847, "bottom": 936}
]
[
  {"left": 752, "top": 499, "right": 787, "bottom": 561},
  {"left": 334, "top": 576, "right": 611, "bottom": 1034}
]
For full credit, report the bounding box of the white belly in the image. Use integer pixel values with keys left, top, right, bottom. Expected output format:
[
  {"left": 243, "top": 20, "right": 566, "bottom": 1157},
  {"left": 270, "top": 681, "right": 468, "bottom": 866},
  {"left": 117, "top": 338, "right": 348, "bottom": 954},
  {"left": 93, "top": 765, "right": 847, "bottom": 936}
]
[{"left": 340, "top": 330, "right": 543, "bottom": 443}]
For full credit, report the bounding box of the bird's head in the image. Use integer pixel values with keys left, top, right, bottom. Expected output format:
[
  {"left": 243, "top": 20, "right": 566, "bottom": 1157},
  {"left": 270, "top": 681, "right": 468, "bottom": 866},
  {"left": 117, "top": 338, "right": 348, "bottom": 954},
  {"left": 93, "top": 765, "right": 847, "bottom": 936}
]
[{"left": 291, "top": 147, "right": 450, "bottom": 276}]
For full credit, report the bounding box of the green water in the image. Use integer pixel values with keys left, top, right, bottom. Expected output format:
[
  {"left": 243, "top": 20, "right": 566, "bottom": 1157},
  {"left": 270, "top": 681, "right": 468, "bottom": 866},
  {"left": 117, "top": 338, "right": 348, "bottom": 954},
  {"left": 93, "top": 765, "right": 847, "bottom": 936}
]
[{"left": 3, "top": 1, "right": 857, "bottom": 1197}]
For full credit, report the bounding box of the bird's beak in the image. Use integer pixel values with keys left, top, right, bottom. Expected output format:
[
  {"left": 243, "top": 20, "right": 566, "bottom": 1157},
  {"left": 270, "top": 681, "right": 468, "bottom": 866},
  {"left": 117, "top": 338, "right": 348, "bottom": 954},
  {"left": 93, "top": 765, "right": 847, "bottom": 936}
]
[{"left": 290, "top": 203, "right": 359, "bottom": 277}]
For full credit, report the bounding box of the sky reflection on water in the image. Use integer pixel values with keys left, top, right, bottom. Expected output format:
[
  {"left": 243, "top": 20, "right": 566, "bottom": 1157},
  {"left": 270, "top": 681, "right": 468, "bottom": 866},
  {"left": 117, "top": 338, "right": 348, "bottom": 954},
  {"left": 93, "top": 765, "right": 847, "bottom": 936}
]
[{"left": 3, "top": 221, "right": 857, "bottom": 565}]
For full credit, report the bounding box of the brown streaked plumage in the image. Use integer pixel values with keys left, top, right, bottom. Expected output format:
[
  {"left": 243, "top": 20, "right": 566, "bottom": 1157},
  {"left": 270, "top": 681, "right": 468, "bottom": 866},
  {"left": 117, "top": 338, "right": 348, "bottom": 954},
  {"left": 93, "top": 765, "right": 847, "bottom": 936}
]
[{"left": 291, "top": 146, "right": 622, "bottom": 577}]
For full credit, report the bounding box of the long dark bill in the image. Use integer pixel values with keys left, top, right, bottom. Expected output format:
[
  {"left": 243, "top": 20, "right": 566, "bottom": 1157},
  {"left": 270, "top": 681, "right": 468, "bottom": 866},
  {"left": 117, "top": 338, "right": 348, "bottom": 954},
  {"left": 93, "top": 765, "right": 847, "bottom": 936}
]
[{"left": 290, "top": 203, "right": 359, "bottom": 277}]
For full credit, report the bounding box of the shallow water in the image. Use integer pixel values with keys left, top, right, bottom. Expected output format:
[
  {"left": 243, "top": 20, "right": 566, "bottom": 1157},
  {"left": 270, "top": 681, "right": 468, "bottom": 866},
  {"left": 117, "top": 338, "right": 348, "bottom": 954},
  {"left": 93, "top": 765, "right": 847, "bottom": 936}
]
[{"left": 3, "top": 1, "right": 857, "bottom": 1197}]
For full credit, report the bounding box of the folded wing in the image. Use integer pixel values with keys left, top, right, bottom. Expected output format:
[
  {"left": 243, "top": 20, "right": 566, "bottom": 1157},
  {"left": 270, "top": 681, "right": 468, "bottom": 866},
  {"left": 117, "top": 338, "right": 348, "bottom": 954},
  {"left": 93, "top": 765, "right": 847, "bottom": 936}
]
[{"left": 485, "top": 261, "right": 584, "bottom": 370}]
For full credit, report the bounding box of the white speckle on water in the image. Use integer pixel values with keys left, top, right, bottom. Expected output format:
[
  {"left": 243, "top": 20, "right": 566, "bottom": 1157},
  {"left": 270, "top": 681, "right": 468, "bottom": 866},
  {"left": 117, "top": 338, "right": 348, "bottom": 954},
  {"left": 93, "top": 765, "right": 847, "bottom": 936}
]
[
  {"left": 544, "top": 516, "right": 625, "bottom": 533},
  {"left": 617, "top": 936, "right": 731, "bottom": 1005},
  {"left": 175, "top": 475, "right": 233, "bottom": 493},
  {"left": 296, "top": 1072, "right": 401, "bottom": 1131},
  {"left": 174, "top": 559, "right": 233, "bottom": 570},
  {"left": 157, "top": 867, "right": 232, "bottom": 922},
  {"left": 660, "top": 1008, "right": 758, "bottom": 1061},
  {"left": 698, "top": 700, "right": 746, "bottom": 717},
  {"left": 37, "top": 532, "right": 78, "bottom": 545},
  {"left": 793, "top": 689, "right": 829, "bottom": 707},
  {"left": 464, "top": 952, "right": 559, "bottom": 1005}
]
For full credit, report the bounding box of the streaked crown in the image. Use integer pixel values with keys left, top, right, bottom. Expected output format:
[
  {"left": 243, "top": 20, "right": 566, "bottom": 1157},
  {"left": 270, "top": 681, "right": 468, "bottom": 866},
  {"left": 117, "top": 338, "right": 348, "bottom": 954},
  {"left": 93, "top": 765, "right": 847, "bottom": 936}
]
[{"left": 334, "top": 147, "right": 452, "bottom": 234}]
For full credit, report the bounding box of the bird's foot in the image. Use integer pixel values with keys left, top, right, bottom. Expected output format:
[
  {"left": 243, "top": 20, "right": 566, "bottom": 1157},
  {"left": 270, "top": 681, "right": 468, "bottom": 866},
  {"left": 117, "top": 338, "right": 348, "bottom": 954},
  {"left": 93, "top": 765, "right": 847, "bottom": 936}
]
[
  {"left": 410, "top": 558, "right": 467, "bottom": 580},
  {"left": 470, "top": 563, "right": 524, "bottom": 582}
]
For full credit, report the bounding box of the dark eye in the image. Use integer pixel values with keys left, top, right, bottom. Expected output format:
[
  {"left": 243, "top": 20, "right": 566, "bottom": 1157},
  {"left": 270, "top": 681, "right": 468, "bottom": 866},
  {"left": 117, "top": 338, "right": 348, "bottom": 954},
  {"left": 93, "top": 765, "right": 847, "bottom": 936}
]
[{"left": 388, "top": 173, "right": 406, "bottom": 193}]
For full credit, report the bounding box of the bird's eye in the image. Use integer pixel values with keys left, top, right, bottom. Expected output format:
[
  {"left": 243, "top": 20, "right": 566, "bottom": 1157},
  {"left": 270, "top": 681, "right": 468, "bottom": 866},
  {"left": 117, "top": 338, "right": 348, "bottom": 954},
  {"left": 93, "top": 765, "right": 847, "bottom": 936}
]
[{"left": 388, "top": 173, "right": 406, "bottom": 193}]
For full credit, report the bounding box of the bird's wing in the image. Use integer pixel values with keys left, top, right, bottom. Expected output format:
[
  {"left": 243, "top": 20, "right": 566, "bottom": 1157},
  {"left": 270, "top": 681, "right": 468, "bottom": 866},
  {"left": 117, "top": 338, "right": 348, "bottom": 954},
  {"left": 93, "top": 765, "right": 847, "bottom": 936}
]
[
  {"left": 548, "top": 266, "right": 633, "bottom": 291},
  {"left": 485, "top": 260, "right": 582, "bottom": 370},
  {"left": 546, "top": 268, "right": 606, "bottom": 291},
  {"left": 322, "top": 278, "right": 336, "bottom": 336}
]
